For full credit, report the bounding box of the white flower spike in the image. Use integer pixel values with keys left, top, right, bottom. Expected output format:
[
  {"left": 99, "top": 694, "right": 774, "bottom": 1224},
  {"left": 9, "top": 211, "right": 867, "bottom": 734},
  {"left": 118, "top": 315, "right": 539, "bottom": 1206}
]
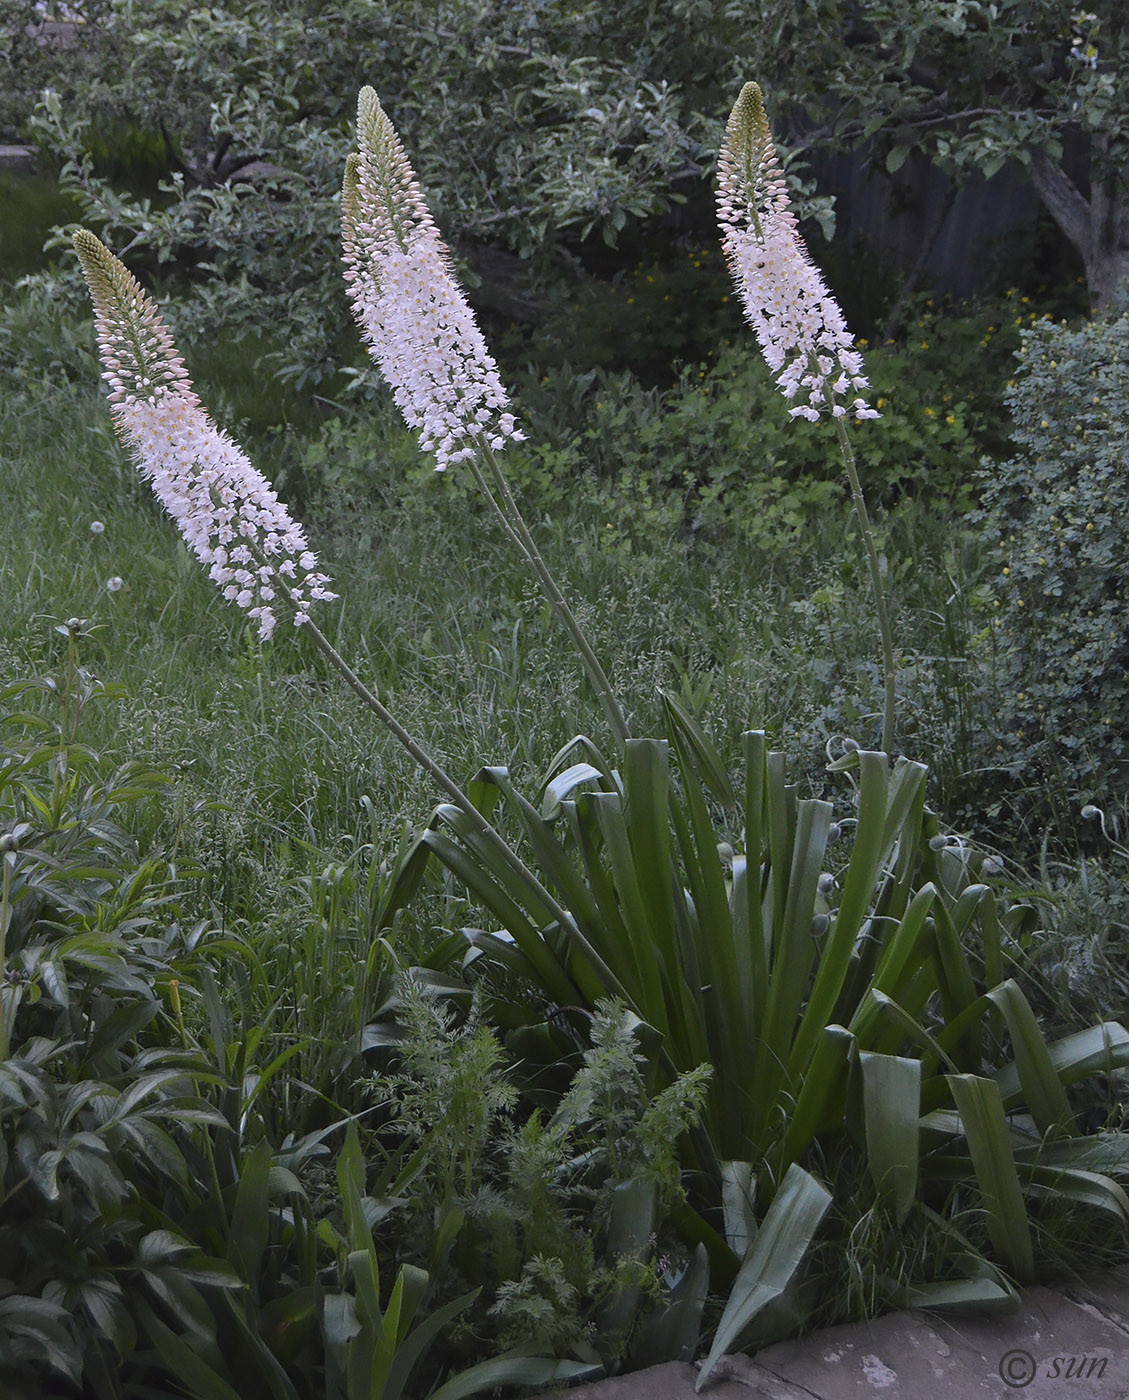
[
  {"left": 73, "top": 230, "right": 336, "bottom": 640},
  {"left": 716, "top": 83, "right": 880, "bottom": 423},
  {"left": 341, "top": 87, "right": 525, "bottom": 471}
]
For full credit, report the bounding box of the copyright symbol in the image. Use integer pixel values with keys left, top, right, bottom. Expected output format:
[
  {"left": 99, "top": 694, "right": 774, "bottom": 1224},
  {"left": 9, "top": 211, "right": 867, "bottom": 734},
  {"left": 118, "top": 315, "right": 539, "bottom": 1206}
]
[{"left": 999, "top": 1349, "right": 1037, "bottom": 1388}]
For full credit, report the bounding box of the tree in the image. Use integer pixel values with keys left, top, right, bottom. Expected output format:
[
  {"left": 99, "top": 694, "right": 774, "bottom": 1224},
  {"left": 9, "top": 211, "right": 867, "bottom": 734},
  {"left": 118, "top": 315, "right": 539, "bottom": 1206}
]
[
  {"left": 747, "top": 1, "right": 1129, "bottom": 310},
  {"left": 12, "top": 1, "right": 836, "bottom": 384}
]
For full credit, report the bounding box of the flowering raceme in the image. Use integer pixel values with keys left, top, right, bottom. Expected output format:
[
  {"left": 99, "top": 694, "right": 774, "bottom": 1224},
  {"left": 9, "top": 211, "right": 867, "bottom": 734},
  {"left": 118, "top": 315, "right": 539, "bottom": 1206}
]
[
  {"left": 73, "top": 230, "right": 335, "bottom": 639},
  {"left": 716, "top": 83, "right": 879, "bottom": 423},
  {"left": 341, "top": 86, "right": 525, "bottom": 471}
]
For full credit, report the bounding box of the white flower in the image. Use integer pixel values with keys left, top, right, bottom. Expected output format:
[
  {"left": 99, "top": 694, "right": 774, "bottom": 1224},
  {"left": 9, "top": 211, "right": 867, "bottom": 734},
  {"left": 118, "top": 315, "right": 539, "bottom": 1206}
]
[
  {"left": 73, "top": 230, "right": 336, "bottom": 640},
  {"left": 341, "top": 87, "right": 525, "bottom": 472},
  {"left": 105, "top": 575, "right": 123, "bottom": 593},
  {"left": 716, "top": 83, "right": 879, "bottom": 423},
  {"left": 89, "top": 520, "right": 105, "bottom": 535}
]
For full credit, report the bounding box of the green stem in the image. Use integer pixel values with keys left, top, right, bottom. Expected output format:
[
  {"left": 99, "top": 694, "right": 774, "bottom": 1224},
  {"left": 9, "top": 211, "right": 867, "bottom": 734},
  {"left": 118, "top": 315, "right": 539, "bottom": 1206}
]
[
  {"left": 833, "top": 415, "right": 896, "bottom": 756},
  {"left": 293, "top": 613, "right": 624, "bottom": 993},
  {"left": 0, "top": 855, "right": 12, "bottom": 1062},
  {"left": 469, "top": 440, "right": 632, "bottom": 749}
]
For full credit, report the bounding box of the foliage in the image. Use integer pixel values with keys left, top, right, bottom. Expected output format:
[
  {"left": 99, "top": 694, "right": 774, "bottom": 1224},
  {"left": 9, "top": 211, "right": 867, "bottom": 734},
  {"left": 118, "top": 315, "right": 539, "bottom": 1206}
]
[
  {"left": 9, "top": 0, "right": 843, "bottom": 387},
  {"left": 0, "top": 639, "right": 233, "bottom": 1396},
  {"left": 380, "top": 703, "right": 1129, "bottom": 1358},
  {"left": 363, "top": 983, "right": 712, "bottom": 1368},
  {"left": 507, "top": 289, "right": 1033, "bottom": 562},
  {"left": 970, "top": 311, "right": 1129, "bottom": 825},
  {"left": 748, "top": 0, "right": 1129, "bottom": 306}
]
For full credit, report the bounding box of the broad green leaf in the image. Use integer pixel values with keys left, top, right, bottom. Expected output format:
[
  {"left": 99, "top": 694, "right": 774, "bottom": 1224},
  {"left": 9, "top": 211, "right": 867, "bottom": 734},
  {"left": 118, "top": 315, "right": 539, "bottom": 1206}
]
[
  {"left": 229, "top": 1140, "right": 272, "bottom": 1283},
  {"left": 381, "top": 1286, "right": 479, "bottom": 1400},
  {"left": 994, "top": 1021, "right": 1129, "bottom": 1104},
  {"left": 633, "top": 1242, "right": 709, "bottom": 1365},
  {"left": 985, "top": 981, "right": 1075, "bottom": 1136},
  {"left": 946, "top": 1074, "right": 1035, "bottom": 1282},
  {"left": 140, "top": 1308, "right": 242, "bottom": 1400},
  {"left": 895, "top": 1275, "right": 1017, "bottom": 1312},
  {"left": 221, "top": 1293, "right": 302, "bottom": 1400},
  {"left": 1017, "top": 1164, "right": 1129, "bottom": 1224},
  {"left": 860, "top": 1051, "right": 921, "bottom": 1223},
  {"left": 757, "top": 798, "right": 833, "bottom": 1107},
  {"left": 1014, "top": 1131, "right": 1129, "bottom": 1174},
  {"left": 540, "top": 761, "right": 605, "bottom": 818},
  {"left": 781, "top": 1024, "right": 854, "bottom": 1166},
  {"left": 792, "top": 753, "right": 891, "bottom": 1075},
  {"left": 661, "top": 690, "right": 737, "bottom": 807},
  {"left": 696, "top": 1163, "right": 831, "bottom": 1390},
  {"left": 429, "top": 1356, "right": 600, "bottom": 1400},
  {"left": 721, "top": 1161, "right": 757, "bottom": 1256}
]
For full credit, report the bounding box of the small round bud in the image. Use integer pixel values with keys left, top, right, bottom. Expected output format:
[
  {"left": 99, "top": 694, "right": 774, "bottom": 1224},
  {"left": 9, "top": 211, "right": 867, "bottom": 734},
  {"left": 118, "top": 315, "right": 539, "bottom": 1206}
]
[
  {"left": 828, "top": 822, "right": 842, "bottom": 841},
  {"left": 928, "top": 834, "right": 950, "bottom": 851},
  {"left": 981, "top": 855, "right": 1004, "bottom": 876},
  {"left": 1081, "top": 804, "right": 1101, "bottom": 820},
  {"left": 0, "top": 832, "right": 19, "bottom": 854},
  {"left": 810, "top": 913, "right": 830, "bottom": 938},
  {"left": 817, "top": 872, "right": 836, "bottom": 897},
  {"left": 842, "top": 738, "right": 860, "bottom": 753}
]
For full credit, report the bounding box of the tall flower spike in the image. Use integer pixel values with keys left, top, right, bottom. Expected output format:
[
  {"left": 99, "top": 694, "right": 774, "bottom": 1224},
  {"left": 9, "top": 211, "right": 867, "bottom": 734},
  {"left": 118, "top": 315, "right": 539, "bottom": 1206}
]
[
  {"left": 717, "top": 83, "right": 880, "bottom": 423},
  {"left": 72, "top": 230, "right": 336, "bottom": 639},
  {"left": 342, "top": 86, "right": 525, "bottom": 471}
]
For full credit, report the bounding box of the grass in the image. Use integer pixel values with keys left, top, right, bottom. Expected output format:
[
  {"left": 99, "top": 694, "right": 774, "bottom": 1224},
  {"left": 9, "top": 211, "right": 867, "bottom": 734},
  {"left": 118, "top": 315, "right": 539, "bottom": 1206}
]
[
  {"left": 4, "top": 285, "right": 1128, "bottom": 1392},
  {"left": 0, "top": 368, "right": 990, "bottom": 885}
]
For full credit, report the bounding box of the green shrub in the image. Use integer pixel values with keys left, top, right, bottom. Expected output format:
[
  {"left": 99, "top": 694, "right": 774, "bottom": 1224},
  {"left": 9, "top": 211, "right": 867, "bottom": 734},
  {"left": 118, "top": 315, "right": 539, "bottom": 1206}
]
[{"left": 972, "top": 312, "right": 1129, "bottom": 820}]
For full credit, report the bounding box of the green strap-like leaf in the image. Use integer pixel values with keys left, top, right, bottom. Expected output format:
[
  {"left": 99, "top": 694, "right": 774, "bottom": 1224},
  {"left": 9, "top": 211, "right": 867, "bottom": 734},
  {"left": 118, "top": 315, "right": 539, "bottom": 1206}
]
[
  {"left": 696, "top": 1163, "right": 831, "bottom": 1390},
  {"left": 860, "top": 1050, "right": 921, "bottom": 1224},
  {"left": 986, "top": 981, "right": 1076, "bottom": 1136},
  {"left": 946, "top": 1074, "right": 1035, "bottom": 1282}
]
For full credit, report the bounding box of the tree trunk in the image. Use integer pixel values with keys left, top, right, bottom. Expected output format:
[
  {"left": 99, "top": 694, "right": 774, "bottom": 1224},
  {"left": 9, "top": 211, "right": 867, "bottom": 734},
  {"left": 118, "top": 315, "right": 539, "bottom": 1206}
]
[{"left": 1029, "top": 139, "right": 1129, "bottom": 314}]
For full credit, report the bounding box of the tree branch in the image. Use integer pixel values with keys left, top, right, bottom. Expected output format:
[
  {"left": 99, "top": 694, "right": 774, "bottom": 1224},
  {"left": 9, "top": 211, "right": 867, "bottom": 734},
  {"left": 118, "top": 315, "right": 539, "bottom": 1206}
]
[{"left": 1028, "top": 148, "right": 1091, "bottom": 255}]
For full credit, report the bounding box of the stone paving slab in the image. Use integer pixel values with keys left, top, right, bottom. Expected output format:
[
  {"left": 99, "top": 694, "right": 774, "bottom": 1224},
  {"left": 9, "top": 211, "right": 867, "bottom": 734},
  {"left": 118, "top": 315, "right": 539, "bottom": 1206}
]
[{"left": 565, "top": 1269, "right": 1129, "bottom": 1400}]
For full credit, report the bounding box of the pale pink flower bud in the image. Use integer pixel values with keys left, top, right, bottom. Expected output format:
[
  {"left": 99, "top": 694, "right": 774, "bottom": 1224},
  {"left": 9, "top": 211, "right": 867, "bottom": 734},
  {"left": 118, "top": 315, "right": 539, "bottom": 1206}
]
[
  {"left": 716, "top": 84, "right": 879, "bottom": 423},
  {"left": 341, "top": 87, "right": 525, "bottom": 472},
  {"left": 72, "top": 230, "right": 336, "bottom": 640}
]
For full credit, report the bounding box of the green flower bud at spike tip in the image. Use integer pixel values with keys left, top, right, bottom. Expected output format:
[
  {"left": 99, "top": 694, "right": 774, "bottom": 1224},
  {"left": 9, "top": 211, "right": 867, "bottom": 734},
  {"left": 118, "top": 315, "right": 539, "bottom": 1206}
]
[
  {"left": 73, "top": 227, "right": 190, "bottom": 403},
  {"left": 721, "top": 82, "right": 774, "bottom": 242}
]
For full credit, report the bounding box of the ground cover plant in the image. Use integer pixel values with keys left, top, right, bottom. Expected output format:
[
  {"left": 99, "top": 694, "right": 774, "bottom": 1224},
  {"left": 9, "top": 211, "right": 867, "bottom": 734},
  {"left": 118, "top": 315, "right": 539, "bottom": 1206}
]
[{"left": 2, "top": 59, "right": 1129, "bottom": 1400}]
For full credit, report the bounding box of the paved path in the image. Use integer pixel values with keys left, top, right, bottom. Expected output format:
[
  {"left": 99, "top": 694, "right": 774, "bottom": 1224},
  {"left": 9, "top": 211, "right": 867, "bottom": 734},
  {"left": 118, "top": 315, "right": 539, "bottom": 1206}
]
[{"left": 567, "top": 1269, "right": 1129, "bottom": 1399}]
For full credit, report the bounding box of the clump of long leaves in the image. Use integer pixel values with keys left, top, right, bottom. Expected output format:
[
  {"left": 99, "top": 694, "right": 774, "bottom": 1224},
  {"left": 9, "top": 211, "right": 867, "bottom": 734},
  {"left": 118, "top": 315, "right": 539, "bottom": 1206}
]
[{"left": 381, "top": 694, "right": 1129, "bottom": 1380}]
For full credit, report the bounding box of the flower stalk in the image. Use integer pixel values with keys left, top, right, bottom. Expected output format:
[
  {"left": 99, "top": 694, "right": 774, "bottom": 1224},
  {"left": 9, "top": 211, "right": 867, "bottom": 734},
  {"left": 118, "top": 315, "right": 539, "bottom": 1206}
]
[
  {"left": 73, "top": 230, "right": 624, "bottom": 999},
  {"left": 341, "top": 86, "right": 630, "bottom": 749},
  {"left": 717, "top": 83, "right": 896, "bottom": 753}
]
